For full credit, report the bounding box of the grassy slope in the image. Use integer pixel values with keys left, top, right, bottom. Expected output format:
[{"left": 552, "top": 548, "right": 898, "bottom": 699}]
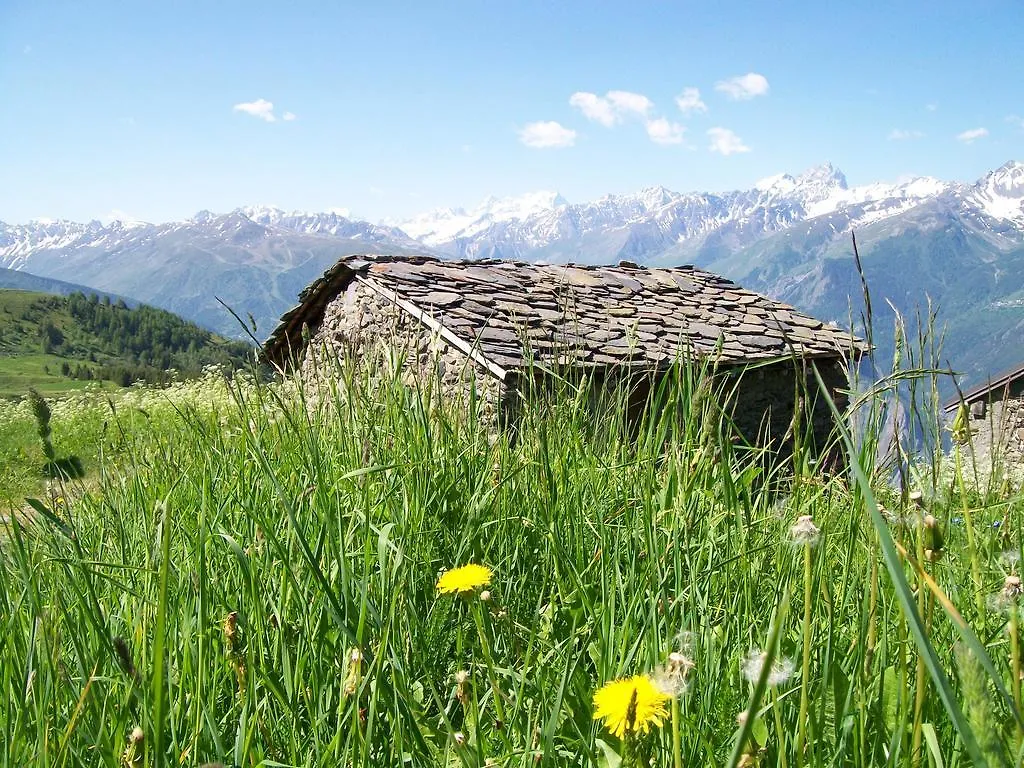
[
  {"left": 0, "top": 289, "right": 249, "bottom": 398},
  {"left": 0, "top": 360, "right": 1022, "bottom": 766}
]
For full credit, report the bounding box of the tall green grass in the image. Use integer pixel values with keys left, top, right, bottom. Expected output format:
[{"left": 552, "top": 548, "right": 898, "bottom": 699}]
[{"left": 0, "top": 336, "right": 1022, "bottom": 766}]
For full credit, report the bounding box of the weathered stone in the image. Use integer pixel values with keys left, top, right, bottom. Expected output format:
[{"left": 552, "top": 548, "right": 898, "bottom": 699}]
[
  {"left": 607, "top": 306, "right": 636, "bottom": 317},
  {"left": 475, "top": 325, "right": 521, "bottom": 343},
  {"left": 418, "top": 291, "right": 462, "bottom": 307}
]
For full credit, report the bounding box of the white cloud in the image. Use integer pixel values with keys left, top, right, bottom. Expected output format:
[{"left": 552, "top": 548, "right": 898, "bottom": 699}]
[
  {"left": 888, "top": 129, "right": 924, "bottom": 141},
  {"left": 675, "top": 87, "right": 707, "bottom": 115},
  {"left": 569, "top": 92, "right": 618, "bottom": 127},
  {"left": 926, "top": 103, "right": 938, "bottom": 112},
  {"left": 715, "top": 73, "right": 770, "bottom": 101},
  {"left": 282, "top": 111, "right": 297, "bottom": 121},
  {"left": 569, "top": 90, "right": 652, "bottom": 126},
  {"left": 606, "top": 90, "right": 653, "bottom": 117},
  {"left": 234, "top": 98, "right": 278, "bottom": 122},
  {"left": 23, "top": 44, "right": 32, "bottom": 55},
  {"left": 1007, "top": 115, "right": 1024, "bottom": 130},
  {"left": 519, "top": 121, "right": 577, "bottom": 148},
  {"left": 956, "top": 127, "right": 989, "bottom": 144},
  {"left": 646, "top": 118, "right": 685, "bottom": 145},
  {"left": 707, "top": 127, "right": 750, "bottom": 155}
]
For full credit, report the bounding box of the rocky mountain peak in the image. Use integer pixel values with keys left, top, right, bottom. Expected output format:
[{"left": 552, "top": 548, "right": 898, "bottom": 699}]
[
  {"left": 796, "top": 162, "right": 849, "bottom": 190},
  {"left": 979, "top": 161, "right": 1024, "bottom": 198}
]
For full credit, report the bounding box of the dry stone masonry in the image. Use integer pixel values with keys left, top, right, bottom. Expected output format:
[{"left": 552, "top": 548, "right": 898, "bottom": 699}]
[
  {"left": 949, "top": 372, "right": 1024, "bottom": 475},
  {"left": 265, "top": 254, "right": 864, "bottom": 453}
]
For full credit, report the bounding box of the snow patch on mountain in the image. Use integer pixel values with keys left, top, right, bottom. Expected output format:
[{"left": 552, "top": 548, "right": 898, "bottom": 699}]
[
  {"left": 393, "top": 190, "right": 568, "bottom": 245},
  {"left": 967, "top": 161, "right": 1024, "bottom": 224}
]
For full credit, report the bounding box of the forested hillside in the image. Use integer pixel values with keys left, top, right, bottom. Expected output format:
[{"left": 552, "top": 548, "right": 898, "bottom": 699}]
[{"left": 0, "top": 290, "right": 252, "bottom": 396}]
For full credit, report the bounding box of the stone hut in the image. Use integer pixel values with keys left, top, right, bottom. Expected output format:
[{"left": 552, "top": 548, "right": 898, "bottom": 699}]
[
  {"left": 263, "top": 254, "right": 864, "bottom": 453},
  {"left": 945, "top": 364, "right": 1024, "bottom": 468}
]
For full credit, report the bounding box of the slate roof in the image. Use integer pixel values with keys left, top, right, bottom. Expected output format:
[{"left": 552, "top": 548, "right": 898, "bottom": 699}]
[
  {"left": 263, "top": 254, "right": 865, "bottom": 376},
  {"left": 943, "top": 361, "right": 1024, "bottom": 412}
]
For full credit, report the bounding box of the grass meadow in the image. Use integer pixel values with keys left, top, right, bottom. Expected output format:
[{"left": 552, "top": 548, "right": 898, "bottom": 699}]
[{"left": 1, "top": 338, "right": 1023, "bottom": 767}]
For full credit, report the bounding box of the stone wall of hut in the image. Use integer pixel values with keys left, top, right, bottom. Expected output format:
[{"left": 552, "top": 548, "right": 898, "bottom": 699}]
[
  {"left": 299, "top": 279, "right": 851, "bottom": 460},
  {"left": 300, "top": 280, "right": 507, "bottom": 420},
  {"left": 959, "top": 382, "right": 1024, "bottom": 473},
  {"left": 725, "top": 358, "right": 849, "bottom": 462}
]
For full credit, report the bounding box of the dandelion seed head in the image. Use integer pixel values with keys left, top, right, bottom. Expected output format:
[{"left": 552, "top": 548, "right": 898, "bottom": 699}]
[
  {"left": 653, "top": 652, "right": 695, "bottom": 697},
  {"left": 453, "top": 731, "right": 466, "bottom": 746},
  {"left": 1004, "top": 575, "right": 1023, "bottom": 601},
  {"left": 736, "top": 711, "right": 748, "bottom": 727},
  {"left": 1001, "top": 550, "right": 1022, "bottom": 569},
  {"left": 742, "top": 650, "right": 795, "bottom": 686},
  {"left": 480, "top": 590, "right": 492, "bottom": 602},
  {"left": 770, "top": 495, "right": 792, "bottom": 520},
  {"left": 455, "top": 670, "right": 469, "bottom": 684},
  {"left": 789, "top": 515, "right": 821, "bottom": 546}
]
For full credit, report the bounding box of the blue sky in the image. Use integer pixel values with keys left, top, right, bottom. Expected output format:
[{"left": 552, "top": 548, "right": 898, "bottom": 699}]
[{"left": 1, "top": 0, "right": 1022, "bottom": 224}]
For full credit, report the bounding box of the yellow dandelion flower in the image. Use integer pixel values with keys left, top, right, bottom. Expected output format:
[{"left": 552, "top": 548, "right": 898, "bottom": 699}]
[
  {"left": 436, "top": 564, "right": 492, "bottom": 596},
  {"left": 592, "top": 675, "right": 671, "bottom": 739}
]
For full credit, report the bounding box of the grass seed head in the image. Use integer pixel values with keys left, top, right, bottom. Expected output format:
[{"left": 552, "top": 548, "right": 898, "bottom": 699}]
[
  {"left": 112, "top": 635, "right": 138, "bottom": 681},
  {"left": 344, "top": 647, "right": 363, "bottom": 697},
  {"left": 922, "top": 514, "right": 945, "bottom": 560},
  {"left": 223, "top": 611, "right": 240, "bottom": 656}
]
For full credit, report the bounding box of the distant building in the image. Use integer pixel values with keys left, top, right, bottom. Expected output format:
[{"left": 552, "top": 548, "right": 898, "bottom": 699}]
[
  {"left": 945, "top": 364, "right": 1024, "bottom": 467},
  {"left": 263, "top": 254, "right": 864, "bottom": 456}
]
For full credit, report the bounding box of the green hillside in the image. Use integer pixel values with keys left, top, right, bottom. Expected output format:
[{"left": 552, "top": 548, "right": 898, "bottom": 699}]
[{"left": 0, "top": 289, "right": 253, "bottom": 397}]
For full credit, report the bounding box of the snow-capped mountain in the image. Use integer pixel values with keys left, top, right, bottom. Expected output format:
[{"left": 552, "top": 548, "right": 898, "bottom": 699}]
[
  {"left": 3, "top": 161, "right": 1024, "bottom": 390},
  {"left": 390, "top": 190, "right": 570, "bottom": 245},
  {"left": 0, "top": 208, "right": 428, "bottom": 337},
  {"left": 961, "top": 160, "right": 1024, "bottom": 225},
  {"left": 386, "top": 162, "right": 963, "bottom": 263},
  {"left": 237, "top": 205, "right": 421, "bottom": 244}
]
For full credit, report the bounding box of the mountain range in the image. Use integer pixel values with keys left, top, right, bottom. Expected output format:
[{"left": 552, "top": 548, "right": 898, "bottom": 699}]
[{"left": 2, "top": 160, "right": 1023, "bottom": 390}]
